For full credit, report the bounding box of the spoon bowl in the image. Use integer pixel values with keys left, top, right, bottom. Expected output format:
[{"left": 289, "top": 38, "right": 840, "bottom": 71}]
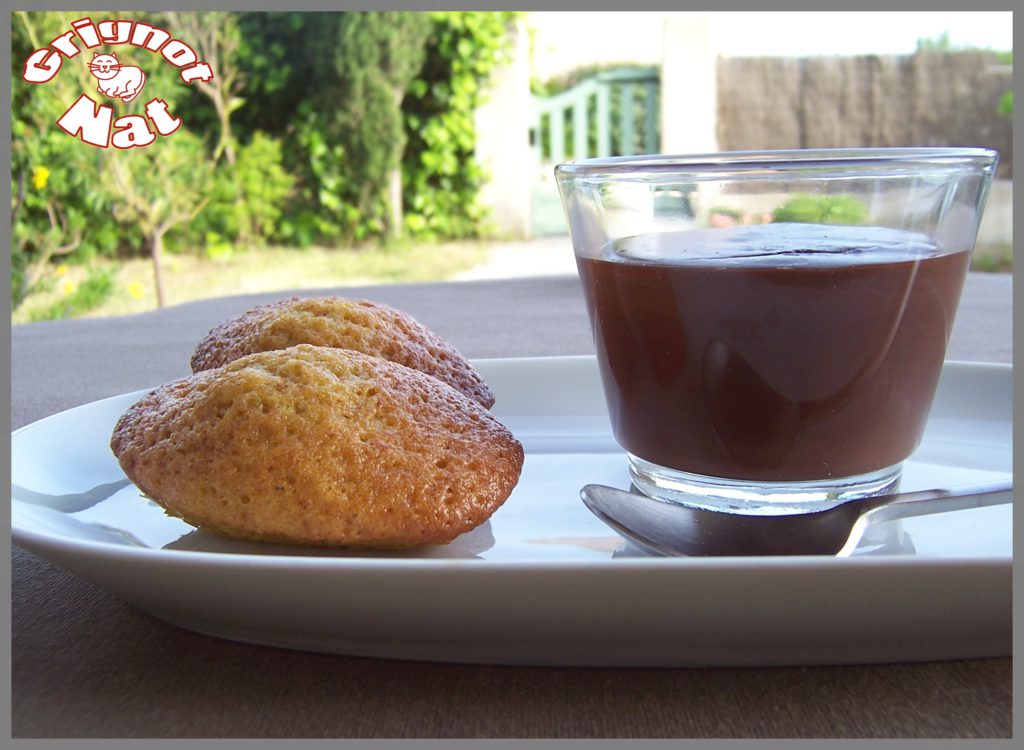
[{"left": 581, "top": 480, "right": 1012, "bottom": 557}]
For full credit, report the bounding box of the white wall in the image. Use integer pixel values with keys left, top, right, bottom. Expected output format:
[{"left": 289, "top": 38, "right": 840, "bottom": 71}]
[
  {"left": 660, "top": 15, "right": 719, "bottom": 155},
  {"left": 528, "top": 11, "right": 667, "bottom": 82},
  {"left": 480, "top": 12, "right": 722, "bottom": 237},
  {"left": 474, "top": 18, "right": 532, "bottom": 239}
]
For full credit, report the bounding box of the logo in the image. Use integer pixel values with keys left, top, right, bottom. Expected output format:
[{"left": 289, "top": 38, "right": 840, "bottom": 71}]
[
  {"left": 89, "top": 51, "right": 147, "bottom": 103},
  {"left": 21, "top": 17, "right": 214, "bottom": 149}
]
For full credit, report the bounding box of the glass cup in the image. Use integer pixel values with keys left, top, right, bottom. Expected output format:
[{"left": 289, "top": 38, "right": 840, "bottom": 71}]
[{"left": 556, "top": 148, "right": 998, "bottom": 515}]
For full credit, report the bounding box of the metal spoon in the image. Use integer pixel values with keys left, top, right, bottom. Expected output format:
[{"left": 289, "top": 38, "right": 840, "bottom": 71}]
[{"left": 581, "top": 479, "right": 1012, "bottom": 557}]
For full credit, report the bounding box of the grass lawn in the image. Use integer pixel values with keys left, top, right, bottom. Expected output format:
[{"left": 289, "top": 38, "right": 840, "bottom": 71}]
[
  {"left": 12, "top": 240, "right": 491, "bottom": 324},
  {"left": 970, "top": 241, "right": 1013, "bottom": 273}
]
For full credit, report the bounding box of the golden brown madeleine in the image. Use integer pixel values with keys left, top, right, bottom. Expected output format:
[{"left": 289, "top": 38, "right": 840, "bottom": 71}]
[
  {"left": 111, "top": 345, "right": 524, "bottom": 548},
  {"left": 190, "top": 296, "right": 495, "bottom": 409}
]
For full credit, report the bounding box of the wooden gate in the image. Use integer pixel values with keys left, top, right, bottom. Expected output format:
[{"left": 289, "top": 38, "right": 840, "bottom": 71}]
[{"left": 530, "top": 66, "right": 661, "bottom": 236}]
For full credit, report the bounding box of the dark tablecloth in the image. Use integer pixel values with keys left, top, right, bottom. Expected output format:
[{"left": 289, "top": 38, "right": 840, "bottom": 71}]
[{"left": 10, "top": 272, "right": 1013, "bottom": 738}]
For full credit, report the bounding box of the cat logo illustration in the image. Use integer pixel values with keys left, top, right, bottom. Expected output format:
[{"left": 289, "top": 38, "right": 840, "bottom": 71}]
[
  {"left": 21, "top": 16, "right": 215, "bottom": 149},
  {"left": 89, "top": 51, "right": 146, "bottom": 103}
]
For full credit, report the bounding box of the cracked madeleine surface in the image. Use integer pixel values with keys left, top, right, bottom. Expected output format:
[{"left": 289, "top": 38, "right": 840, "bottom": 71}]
[
  {"left": 111, "top": 345, "right": 523, "bottom": 547},
  {"left": 190, "top": 296, "right": 495, "bottom": 409}
]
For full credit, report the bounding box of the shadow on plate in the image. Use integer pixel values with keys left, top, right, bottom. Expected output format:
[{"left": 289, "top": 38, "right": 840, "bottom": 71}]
[
  {"left": 162, "top": 520, "right": 497, "bottom": 559},
  {"left": 609, "top": 518, "right": 918, "bottom": 558},
  {"left": 12, "top": 478, "right": 133, "bottom": 513}
]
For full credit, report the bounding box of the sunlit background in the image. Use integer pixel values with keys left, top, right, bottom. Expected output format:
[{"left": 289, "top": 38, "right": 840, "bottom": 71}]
[
  {"left": 10, "top": 10, "right": 1013, "bottom": 323},
  {"left": 531, "top": 11, "right": 1012, "bottom": 73}
]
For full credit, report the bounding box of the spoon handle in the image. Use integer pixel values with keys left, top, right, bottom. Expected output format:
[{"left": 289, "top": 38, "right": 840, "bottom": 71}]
[{"left": 856, "top": 479, "right": 1013, "bottom": 526}]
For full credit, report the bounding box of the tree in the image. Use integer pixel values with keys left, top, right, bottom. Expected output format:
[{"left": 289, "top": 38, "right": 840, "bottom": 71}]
[
  {"left": 313, "top": 12, "right": 431, "bottom": 239},
  {"left": 11, "top": 9, "right": 521, "bottom": 317},
  {"left": 11, "top": 10, "right": 217, "bottom": 311},
  {"left": 164, "top": 11, "right": 244, "bottom": 165},
  {"left": 402, "top": 12, "right": 519, "bottom": 239},
  {"left": 104, "top": 133, "right": 214, "bottom": 307},
  {"left": 11, "top": 11, "right": 118, "bottom": 305},
  {"left": 224, "top": 11, "right": 518, "bottom": 246},
  {"left": 164, "top": 11, "right": 296, "bottom": 250}
]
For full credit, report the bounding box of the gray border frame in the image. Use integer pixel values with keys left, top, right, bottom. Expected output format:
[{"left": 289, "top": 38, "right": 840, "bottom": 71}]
[{"left": 4, "top": 0, "right": 1018, "bottom": 746}]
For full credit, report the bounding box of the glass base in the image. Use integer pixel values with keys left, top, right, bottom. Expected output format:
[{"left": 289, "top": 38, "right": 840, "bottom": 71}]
[{"left": 627, "top": 454, "right": 903, "bottom": 516}]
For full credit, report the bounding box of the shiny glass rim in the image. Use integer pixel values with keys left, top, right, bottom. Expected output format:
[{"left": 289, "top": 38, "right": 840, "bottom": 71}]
[{"left": 554, "top": 147, "right": 999, "bottom": 180}]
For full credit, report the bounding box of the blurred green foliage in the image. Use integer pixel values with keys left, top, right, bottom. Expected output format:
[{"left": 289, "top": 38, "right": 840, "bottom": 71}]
[
  {"left": 232, "top": 10, "right": 518, "bottom": 245},
  {"left": 11, "top": 10, "right": 519, "bottom": 317},
  {"left": 28, "top": 266, "right": 116, "bottom": 322},
  {"left": 996, "top": 51, "right": 1013, "bottom": 117},
  {"left": 402, "top": 11, "right": 519, "bottom": 239},
  {"left": 303, "top": 12, "right": 432, "bottom": 241},
  {"left": 772, "top": 194, "right": 870, "bottom": 225}
]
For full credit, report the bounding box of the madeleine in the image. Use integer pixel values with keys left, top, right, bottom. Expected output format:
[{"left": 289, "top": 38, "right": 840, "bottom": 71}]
[
  {"left": 111, "top": 345, "right": 523, "bottom": 547},
  {"left": 190, "top": 296, "right": 495, "bottom": 409}
]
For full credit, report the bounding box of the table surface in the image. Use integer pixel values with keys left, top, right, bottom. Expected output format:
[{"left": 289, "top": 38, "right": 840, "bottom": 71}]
[{"left": 10, "top": 272, "right": 1013, "bottom": 738}]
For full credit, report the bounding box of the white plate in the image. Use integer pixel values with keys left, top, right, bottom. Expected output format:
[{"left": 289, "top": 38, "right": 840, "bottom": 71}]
[{"left": 11, "top": 356, "right": 1012, "bottom": 667}]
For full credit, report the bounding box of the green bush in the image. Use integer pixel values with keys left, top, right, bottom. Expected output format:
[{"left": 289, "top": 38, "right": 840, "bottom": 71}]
[
  {"left": 708, "top": 206, "right": 744, "bottom": 220},
  {"left": 401, "top": 12, "right": 518, "bottom": 240},
  {"left": 11, "top": 10, "right": 520, "bottom": 314},
  {"left": 231, "top": 11, "right": 518, "bottom": 246},
  {"left": 772, "top": 194, "right": 870, "bottom": 225},
  {"left": 191, "top": 132, "right": 295, "bottom": 248},
  {"left": 11, "top": 10, "right": 201, "bottom": 309},
  {"left": 29, "top": 266, "right": 116, "bottom": 321},
  {"left": 11, "top": 12, "right": 137, "bottom": 306},
  {"left": 997, "top": 51, "right": 1012, "bottom": 117}
]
